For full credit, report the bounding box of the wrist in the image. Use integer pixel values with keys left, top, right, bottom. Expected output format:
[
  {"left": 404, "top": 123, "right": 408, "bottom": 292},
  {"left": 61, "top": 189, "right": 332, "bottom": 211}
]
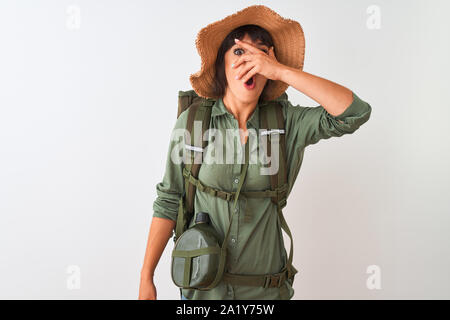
[
  {"left": 140, "top": 269, "right": 154, "bottom": 281},
  {"left": 275, "top": 63, "right": 290, "bottom": 82}
]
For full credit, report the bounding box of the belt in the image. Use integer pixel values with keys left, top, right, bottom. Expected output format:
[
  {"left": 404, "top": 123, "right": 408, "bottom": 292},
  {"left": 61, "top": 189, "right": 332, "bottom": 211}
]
[{"left": 222, "top": 266, "right": 290, "bottom": 289}]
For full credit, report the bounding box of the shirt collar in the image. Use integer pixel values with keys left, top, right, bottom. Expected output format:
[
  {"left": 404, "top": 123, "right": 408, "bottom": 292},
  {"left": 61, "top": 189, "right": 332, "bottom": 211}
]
[{"left": 212, "top": 97, "right": 260, "bottom": 129}]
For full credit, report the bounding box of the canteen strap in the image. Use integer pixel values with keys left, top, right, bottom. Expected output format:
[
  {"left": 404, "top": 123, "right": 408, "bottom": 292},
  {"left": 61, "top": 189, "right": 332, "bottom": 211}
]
[
  {"left": 172, "top": 246, "right": 221, "bottom": 288},
  {"left": 198, "top": 141, "right": 249, "bottom": 291}
]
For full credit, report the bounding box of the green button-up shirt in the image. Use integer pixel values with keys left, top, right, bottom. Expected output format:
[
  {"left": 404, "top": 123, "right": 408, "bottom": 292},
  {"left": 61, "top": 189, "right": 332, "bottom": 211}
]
[{"left": 153, "top": 91, "right": 372, "bottom": 300}]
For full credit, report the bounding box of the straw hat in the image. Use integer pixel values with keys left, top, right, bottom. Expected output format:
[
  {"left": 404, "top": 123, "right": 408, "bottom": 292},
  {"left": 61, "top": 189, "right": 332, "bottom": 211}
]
[{"left": 189, "top": 5, "right": 305, "bottom": 102}]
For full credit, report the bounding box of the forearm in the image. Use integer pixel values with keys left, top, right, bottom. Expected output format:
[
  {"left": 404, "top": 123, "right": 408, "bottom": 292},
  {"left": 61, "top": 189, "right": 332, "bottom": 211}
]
[
  {"left": 140, "top": 217, "right": 176, "bottom": 280},
  {"left": 277, "top": 65, "right": 353, "bottom": 117}
]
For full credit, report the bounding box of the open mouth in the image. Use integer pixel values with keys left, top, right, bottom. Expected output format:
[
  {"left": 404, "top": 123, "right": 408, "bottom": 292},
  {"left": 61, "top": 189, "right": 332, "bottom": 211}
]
[{"left": 244, "top": 76, "right": 255, "bottom": 89}]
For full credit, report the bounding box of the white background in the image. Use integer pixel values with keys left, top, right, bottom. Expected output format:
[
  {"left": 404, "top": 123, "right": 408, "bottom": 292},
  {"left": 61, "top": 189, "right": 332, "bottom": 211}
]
[{"left": 1, "top": 0, "right": 449, "bottom": 299}]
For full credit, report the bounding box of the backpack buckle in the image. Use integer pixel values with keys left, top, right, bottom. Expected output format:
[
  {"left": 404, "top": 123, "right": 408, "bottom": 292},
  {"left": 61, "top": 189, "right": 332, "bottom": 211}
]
[
  {"left": 263, "top": 274, "right": 283, "bottom": 288},
  {"left": 276, "top": 183, "right": 288, "bottom": 208},
  {"left": 215, "top": 190, "right": 233, "bottom": 201}
]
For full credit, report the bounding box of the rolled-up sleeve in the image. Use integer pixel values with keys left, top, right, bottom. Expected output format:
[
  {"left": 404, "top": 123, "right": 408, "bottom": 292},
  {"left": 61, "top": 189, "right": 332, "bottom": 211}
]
[
  {"left": 286, "top": 91, "right": 372, "bottom": 147},
  {"left": 152, "top": 110, "right": 188, "bottom": 221}
]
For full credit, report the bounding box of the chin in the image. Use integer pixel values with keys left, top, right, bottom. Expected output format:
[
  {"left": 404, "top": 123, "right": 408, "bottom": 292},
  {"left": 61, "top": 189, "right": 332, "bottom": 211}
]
[{"left": 238, "top": 90, "right": 261, "bottom": 102}]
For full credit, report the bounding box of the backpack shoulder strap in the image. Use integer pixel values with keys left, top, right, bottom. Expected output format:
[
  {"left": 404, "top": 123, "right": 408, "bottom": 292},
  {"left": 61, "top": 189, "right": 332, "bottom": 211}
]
[
  {"left": 174, "top": 89, "right": 215, "bottom": 241},
  {"left": 178, "top": 89, "right": 197, "bottom": 118},
  {"left": 259, "top": 98, "right": 288, "bottom": 208},
  {"left": 259, "top": 94, "right": 299, "bottom": 289},
  {"left": 177, "top": 89, "right": 215, "bottom": 118}
]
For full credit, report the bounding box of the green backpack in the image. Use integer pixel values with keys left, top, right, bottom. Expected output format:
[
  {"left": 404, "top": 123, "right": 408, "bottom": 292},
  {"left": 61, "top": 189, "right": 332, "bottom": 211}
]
[{"left": 171, "top": 89, "right": 298, "bottom": 297}]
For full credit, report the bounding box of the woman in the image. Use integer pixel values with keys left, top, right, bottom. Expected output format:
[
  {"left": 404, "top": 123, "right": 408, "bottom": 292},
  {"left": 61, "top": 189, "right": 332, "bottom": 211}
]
[{"left": 139, "top": 5, "right": 371, "bottom": 300}]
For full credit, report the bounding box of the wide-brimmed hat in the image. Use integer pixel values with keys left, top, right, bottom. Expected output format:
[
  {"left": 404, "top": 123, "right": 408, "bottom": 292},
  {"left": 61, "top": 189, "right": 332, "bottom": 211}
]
[{"left": 189, "top": 5, "right": 305, "bottom": 102}]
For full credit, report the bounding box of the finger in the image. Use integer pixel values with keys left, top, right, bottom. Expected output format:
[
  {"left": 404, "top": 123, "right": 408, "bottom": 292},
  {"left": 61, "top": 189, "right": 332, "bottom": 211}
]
[
  {"left": 236, "top": 61, "right": 256, "bottom": 80},
  {"left": 232, "top": 54, "right": 251, "bottom": 70},
  {"left": 240, "top": 65, "right": 258, "bottom": 84},
  {"left": 269, "top": 46, "right": 276, "bottom": 58},
  {"left": 234, "top": 38, "right": 258, "bottom": 53}
]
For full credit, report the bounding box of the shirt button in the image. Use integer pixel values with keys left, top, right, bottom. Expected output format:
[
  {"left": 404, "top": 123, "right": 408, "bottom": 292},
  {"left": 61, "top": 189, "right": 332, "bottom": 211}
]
[
  {"left": 234, "top": 178, "right": 239, "bottom": 184},
  {"left": 235, "top": 207, "right": 238, "bottom": 212},
  {"left": 231, "top": 238, "right": 236, "bottom": 243}
]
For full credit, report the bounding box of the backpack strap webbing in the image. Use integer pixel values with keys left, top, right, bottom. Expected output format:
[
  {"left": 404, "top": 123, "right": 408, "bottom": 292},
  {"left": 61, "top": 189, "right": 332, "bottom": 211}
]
[
  {"left": 259, "top": 102, "right": 288, "bottom": 208},
  {"left": 178, "top": 90, "right": 203, "bottom": 118},
  {"left": 184, "top": 101, "right": 213, "bottom": 214},
  {"left": 174, "top": 90, "right": 214, "bottom": 241}
]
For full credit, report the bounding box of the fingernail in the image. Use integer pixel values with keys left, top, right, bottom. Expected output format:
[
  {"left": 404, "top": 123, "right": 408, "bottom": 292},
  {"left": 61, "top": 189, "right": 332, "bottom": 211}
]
[
  {"left": 234, "top": 38, "right": 239, "bottom": 42},
  {"left": 231, "top": 63, "right": 234, "bottom": 68},
  {"left": 235, "top": 75, "right": 238, "bottom": 79}
]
